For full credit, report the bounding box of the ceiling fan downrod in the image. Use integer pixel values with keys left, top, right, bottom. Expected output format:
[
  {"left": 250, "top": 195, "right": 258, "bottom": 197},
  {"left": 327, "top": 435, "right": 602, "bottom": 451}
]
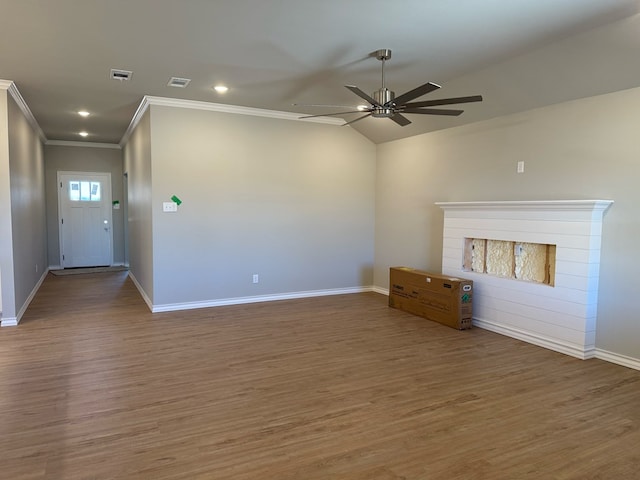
[{"left": 372, "top": 49, "right": 395, "bottom": 117}]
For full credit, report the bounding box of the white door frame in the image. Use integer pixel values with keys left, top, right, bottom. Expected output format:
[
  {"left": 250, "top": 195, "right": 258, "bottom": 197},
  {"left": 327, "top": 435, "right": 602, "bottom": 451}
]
[{"left": 57, "top": 171, "right": 114, "bottom": 268}]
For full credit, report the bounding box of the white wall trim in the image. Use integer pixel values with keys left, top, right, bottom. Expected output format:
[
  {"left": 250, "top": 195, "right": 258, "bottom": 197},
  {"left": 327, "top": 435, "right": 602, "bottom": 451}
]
[
  {"left": 372, "top": 286, "right": 389, "bottom": 296},
  {"left": 473, "top": 316, "right": 595, "bottom": 360},
  {"left": 151, "top": 286, "right": 374, "bottom": 313},
  {"left": 595, "top": 349, "right": 640, "bottom": 371},
  {"left": 46, "top": 140, "right": 121, "bottom": 149},
  {"left": 0, "top": 80, "right": 47, "bottom": 142},
  {"left": 119, "top": 95, "right": 345, "bottom": 147},
  {"left": 0, "top": 269, "right": 49, "bottom": 327},
  {"left": 119, "top": 96, "right": 151, "bottom": 147},
  {"left": 128, "top": 271, "right": 153, "bottom": 312},
  {"left": 48, "top": 265, "right": 63, "bottom": 271},
  {"left": 0, "top": 316, "right": 18, "bottom": 327}
]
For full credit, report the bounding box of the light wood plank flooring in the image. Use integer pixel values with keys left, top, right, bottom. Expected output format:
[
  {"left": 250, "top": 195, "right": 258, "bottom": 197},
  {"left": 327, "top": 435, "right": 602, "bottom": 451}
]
[{"left": 1, "top": 272, "right": 639, "bottom": 479}]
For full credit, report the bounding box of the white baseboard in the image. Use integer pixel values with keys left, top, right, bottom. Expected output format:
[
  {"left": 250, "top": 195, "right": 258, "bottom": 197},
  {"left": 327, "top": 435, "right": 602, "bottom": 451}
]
[
  {"left": 127, "top": 271, "right": 153, "bottom": 312},
  {"left": 48, "top": 265, "right": 63, "bottom": 271},
  {"left": 1, "top": 268, "right": 49, "bottom": 327},
  {"left": 372, "top": 286, "right": 389, "bottom": 296},
  {"left": 0, "top": 316, "right": 18, "bottom": 327},
  {"left": 595, "top": 348, "right": 640, "bottom": 371},
  {"left": 472, "top": 317, "right": 594, "bottom": 360},
  {"left": 151, "top": 286, "right": 374, "bottom": 313}
]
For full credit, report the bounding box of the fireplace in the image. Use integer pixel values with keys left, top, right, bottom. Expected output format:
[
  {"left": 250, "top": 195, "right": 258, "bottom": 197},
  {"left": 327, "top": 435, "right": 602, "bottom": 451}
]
[{"left": 436, "top": 200, "right": 613, "bottom": 359}]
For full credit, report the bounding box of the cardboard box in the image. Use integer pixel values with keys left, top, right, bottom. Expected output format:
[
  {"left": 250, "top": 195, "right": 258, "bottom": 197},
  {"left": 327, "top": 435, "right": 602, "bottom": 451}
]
[{"left": 389, "top": 267, "right": 473, "bottom": 330}]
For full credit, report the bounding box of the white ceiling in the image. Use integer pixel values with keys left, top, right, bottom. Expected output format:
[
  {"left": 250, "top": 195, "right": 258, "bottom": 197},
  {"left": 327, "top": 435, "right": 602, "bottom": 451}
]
[{"left": 1, "top": 0, "right": 639, "bottom": 145}]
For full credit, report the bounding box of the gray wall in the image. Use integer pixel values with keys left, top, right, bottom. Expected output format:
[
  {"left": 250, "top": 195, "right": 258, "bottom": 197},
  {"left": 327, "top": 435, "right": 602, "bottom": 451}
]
[
  {"left": 44, "top": 144, "right": 125, "bottom": 267},
  {"left": 0, "top": 90, "right": 11, "bottom": 317},
  {"left": 0, "top": 92, "right": 46, "bottom": 321},
  {"left": 374, "top": 86, "right": 640, "bottom": 360},
  {"left": 123, "top": 110, "right": 153, "bottom": 302},
  {"left": 137, "top": 105, "right": 376, "bottom": 307}
]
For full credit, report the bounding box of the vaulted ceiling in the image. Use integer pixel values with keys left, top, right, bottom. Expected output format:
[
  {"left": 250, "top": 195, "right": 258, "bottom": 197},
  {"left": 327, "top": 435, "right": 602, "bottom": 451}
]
[{"left": 1, "top": 0, "right": 639, "bottom": 145}]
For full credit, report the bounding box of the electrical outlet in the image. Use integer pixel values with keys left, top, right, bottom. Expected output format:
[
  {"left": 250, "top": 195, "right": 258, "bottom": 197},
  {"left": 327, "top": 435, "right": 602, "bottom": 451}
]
[
  {"left": 252, "top": 274, "right": 259, "bottom": 284},
  {"left": 517, "top": 161, "right": 525, "bottom": 173}
]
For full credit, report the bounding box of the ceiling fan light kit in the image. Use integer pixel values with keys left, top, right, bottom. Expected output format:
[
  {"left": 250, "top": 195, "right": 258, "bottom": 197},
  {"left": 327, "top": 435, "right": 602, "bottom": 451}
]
[{"left": 298, "top": 49, "right": 482, "bottom": 127}]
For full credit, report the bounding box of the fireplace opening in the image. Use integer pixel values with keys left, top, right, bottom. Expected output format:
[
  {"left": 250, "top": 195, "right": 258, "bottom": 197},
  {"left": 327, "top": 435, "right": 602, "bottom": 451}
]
[{"left": 463, "top": 238, "right": 556, "bottom": 286}]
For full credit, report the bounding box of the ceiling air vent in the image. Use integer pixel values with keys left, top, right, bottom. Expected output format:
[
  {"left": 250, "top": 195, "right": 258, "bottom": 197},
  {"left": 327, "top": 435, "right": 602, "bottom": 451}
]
[
  {"left": 167, "top": 77, "right": 191, "bottom": 88},
  {"left": 110, "top": 69, "right": 133, "bottom": 81}
]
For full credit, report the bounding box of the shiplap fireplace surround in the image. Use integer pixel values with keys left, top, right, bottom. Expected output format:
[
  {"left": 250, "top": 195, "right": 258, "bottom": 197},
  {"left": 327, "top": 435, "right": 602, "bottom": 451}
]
[{"left": 437, "top": 200, "right": 613, "bottom": 360}]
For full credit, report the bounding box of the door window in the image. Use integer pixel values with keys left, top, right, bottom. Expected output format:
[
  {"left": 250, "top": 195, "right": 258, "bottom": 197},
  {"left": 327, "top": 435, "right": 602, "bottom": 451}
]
[{"left": 69, "top": 181, "right": 101, "bottom": 202}]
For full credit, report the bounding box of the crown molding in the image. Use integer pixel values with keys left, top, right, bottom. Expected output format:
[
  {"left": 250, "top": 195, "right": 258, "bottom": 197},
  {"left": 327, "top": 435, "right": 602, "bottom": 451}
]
[
  {"left": 46, "top": 140, "right": 121, "bottom": 150},
  {"left": 0, "top": 80, "right": 47, "bottom": 142},
  {"left": 120, "top": 95, "right": 345, "bottom": 147},
  {"left": 119, "top": 96, "right": 151, "bottom": 147}
]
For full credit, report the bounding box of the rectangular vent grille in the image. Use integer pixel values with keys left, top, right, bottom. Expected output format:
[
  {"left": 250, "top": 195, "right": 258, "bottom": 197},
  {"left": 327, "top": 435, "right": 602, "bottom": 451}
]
[
  {"left": 168, "top": 77, "right": 191, "bottom": 88},
  {"left": 110, "top": 69, "right": 133, "bottom": 81}
]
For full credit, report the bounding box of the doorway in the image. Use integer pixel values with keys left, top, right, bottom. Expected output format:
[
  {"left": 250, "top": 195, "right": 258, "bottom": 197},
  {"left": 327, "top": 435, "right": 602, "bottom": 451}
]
[{"left": 57, "top": 171, "right": 113, "bottom": 268}]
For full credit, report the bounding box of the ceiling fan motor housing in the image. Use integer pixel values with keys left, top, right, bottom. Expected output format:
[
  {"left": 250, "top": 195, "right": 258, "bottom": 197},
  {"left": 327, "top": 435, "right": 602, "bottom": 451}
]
[{"left": 372, "top": 88, "right": 395, "bottom": 117}]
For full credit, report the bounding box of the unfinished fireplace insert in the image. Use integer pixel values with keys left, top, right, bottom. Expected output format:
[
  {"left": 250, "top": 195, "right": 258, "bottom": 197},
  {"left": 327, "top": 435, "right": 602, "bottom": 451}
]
[{"left": 463, "top": 238, "right": 556, "bottom": 286}]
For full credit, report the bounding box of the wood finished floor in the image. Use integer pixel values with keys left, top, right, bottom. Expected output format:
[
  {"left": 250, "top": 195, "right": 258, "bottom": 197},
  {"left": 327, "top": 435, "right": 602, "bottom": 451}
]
[{"left": 1, "top": 272, "right": 639, "bottom": 479}]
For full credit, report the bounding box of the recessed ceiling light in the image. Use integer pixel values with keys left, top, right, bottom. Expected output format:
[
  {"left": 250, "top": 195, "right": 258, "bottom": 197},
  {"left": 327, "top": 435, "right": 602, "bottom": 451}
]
[
  {"left": 79, "top": 131, "right": 89, "bottom": 137},
  {"left": 78, "top": 110, "right": 90, "bottom": 117},
  {"left": 213, "top": 85, "right": 229, "bottom": 93}
]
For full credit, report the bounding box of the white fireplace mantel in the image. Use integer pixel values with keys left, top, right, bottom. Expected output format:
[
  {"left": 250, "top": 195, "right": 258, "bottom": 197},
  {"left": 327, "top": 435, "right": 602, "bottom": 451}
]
[
  {"left": 436, "top": 199, "right": 613, "bottom": 212},
  {"left": 437, "top": 199, "right": 613, "bottom": 360}
]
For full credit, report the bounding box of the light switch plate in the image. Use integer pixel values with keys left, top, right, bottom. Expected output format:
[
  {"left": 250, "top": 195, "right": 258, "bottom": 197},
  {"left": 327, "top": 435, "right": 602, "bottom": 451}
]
[{"left": 163, "top": 201, "right": 178, "bottom": 212}]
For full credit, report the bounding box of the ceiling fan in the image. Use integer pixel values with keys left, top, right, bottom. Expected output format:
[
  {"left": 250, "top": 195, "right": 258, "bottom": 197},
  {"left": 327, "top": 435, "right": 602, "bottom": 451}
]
[{"left": 296, "top": 49, "right": 483, "bottom": 127}]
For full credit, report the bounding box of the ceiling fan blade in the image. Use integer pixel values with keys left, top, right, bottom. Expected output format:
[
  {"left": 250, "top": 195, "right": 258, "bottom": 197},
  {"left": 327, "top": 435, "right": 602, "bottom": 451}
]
[
  {"left": 345, "top": 85, "right": 380, "bottom": 106},
  {"left": 299, "top": 110, "right": 366, "bottom": 119},
  {"left": 401, "top": 108, "right": 464, "bottom": 116},
  {"left": 403, "top": 95, "right": 483, "bottom": 108},
  {"left": 390, "top": 113, "right": 411, "bottom": 126},
  {"left": 293, "top": 103, "right": 361, "bottom": 109},
  {"left": 342, "top": 113, "right": 373, "bottom": 126},
  {"left": 389, "top": 82, "right": 441, "bottom": 107}
]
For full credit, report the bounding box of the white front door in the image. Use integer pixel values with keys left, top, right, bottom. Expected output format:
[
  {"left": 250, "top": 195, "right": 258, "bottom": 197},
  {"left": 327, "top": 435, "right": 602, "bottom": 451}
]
[{"left": 58, "top": 172, "right": 113, "bottom": 268}]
